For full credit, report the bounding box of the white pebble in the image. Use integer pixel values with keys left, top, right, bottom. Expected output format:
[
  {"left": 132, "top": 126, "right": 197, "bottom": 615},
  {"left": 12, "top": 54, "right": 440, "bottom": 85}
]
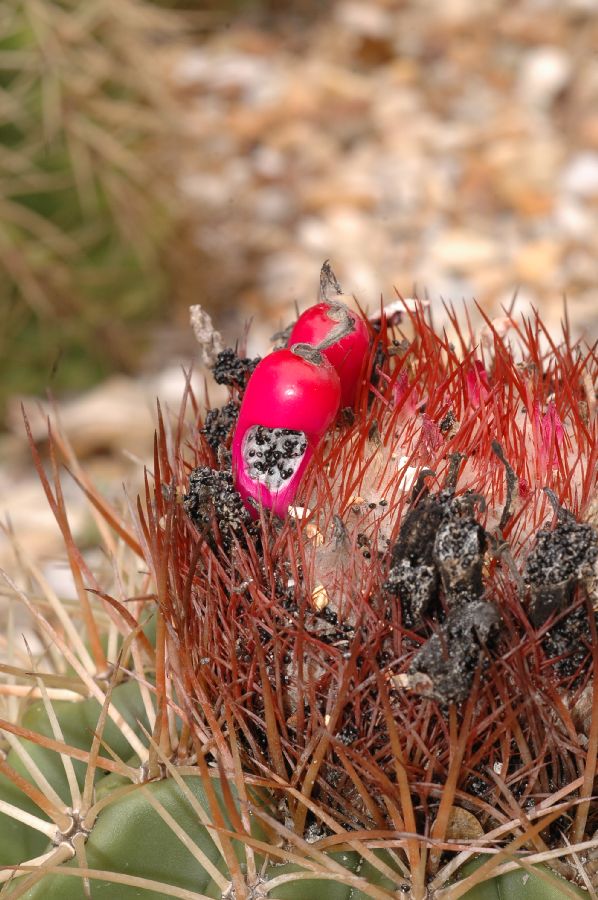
[
  {"left": 518, "top": 46, "right": 571, "bottom": 110},
  {"left": 397, "top": 457, "right": 418, "bottom": 492},
  {"left": 562, "top": 152, "right": 598, "bottom": 197}
]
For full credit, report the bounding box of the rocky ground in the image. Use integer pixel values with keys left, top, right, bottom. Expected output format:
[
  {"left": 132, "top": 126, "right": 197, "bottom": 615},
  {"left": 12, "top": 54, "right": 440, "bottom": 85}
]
[
  {"left": 2, "top": 0, "right": 598, "bottom": 591},
  {"left": 175, "top": 0, "right": 598, "bottom": 346}
]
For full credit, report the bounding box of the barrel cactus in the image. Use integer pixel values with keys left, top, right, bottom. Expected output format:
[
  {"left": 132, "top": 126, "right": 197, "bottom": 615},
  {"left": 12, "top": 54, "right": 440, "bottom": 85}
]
[{"left": 0, "top": 272, "right": 596, "bottom": 898}]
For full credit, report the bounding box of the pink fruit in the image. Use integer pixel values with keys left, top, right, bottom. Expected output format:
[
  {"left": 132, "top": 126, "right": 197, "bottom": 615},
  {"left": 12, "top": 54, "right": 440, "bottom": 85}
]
[
  {"left": 232, "top": 347, "right": 341, "bottom": 517},
  {"left": 288, "top": 302, "right": 370, "bottom": 408}
]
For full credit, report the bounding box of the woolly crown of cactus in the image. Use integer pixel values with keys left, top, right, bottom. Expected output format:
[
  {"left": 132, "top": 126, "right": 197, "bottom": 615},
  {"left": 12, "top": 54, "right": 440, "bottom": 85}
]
[{"left": 0, "top": 279, "right": 596, "bottom": 899}]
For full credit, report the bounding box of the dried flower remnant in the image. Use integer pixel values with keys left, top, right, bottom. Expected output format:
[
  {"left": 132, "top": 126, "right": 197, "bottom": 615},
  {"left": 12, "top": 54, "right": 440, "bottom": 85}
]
[
  {"left": 189, "top": 304, "right": 224, "bottom": 366},
  {"left": 433, "top": 494, "right": 487, "bottom": 604},
  {"left": 524, "top": 488, "right": 597, "bottom": 627},
  {"left": 384, "top": 456, "right": 485, "bottom": 628},
  {"left": 384, "top": 469, "right": 445, "bottom": 628},
  {"left": 383, "top": 453, "right": 501, "bottom": 702},
  {"left": 409, "top": 600, "right": 500, "bottom": 703}
]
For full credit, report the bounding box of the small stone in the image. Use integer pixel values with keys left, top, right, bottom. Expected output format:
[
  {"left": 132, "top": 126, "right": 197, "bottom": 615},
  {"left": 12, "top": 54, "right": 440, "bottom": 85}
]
[
  {"left": 562, "top": 152, "right": 598, "bottom": 197},
  {"left": 396, "top": 457, "right": 419, "bottom": 493},
  {"left": 289, "top": 506, "right": 312, "bottom": 520},
  {"left": 336, "top": 2, "right": 393, "bottom": 38},
  {"left": 517, "top": 47, "right": 571, "bottom": 110},
  {"left": 515, "top": 239, "right": 562, "bottom": 283},
  {"left": 391, "top": 672, "right": 434, "bottom": 692},
  {"left": 311, "top": 583, "right": 330, "bottom": 611},
  {"left": 444, "top": 807, "right": 484, "bottom": 841},
  {"left": 347, "top": 495, "right": 366, "bottom": 507},
  {"left": 306, "top": 524, "right": 324, "bottom": 546},
  {"left": 430, "top": 230, "right": 500, "bottom": 273}
]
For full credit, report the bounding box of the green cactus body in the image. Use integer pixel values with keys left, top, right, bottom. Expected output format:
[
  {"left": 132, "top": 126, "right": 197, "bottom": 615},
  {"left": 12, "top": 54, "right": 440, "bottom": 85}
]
[
  {"left": 21, "top": 777, "right": 238, "bottom": 900},
  {"left": 0, "top": 681, "right": 150, "bottom": 866},
  {"left": 458, "top": 859, "right": 588, "bottom": 899}
]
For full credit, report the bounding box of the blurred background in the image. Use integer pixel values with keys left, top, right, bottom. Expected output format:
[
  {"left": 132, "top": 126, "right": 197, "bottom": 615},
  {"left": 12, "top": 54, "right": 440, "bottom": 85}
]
[{"left": 1, "top": 0, "right": 598, "bottom": 575}]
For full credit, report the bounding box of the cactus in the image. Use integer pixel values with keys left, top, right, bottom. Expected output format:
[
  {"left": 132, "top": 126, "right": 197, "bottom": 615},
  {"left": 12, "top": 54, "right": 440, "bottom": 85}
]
[{"left": 0, "top": 285, "right": 596, "bottom": 898}]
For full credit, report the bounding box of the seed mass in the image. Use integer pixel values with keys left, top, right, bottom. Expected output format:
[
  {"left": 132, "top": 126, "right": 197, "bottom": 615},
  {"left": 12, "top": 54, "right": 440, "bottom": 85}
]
[{"left": 243, "top": 425, "right": 308, "bottom": 490}]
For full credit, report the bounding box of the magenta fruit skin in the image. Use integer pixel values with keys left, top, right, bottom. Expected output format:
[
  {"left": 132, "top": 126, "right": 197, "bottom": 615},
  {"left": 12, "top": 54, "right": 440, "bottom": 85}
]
[
  {"left": 288, "top": 303, "right": 370, "bottom": 407},
  {"left": 232, "top": 348, "right": 341, "bottom": 517}
]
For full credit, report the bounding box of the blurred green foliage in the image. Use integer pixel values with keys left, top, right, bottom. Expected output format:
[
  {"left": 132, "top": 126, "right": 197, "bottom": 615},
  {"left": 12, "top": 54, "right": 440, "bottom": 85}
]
[{"left": 0, "top": 0, "right": 189, "bottom": 421}]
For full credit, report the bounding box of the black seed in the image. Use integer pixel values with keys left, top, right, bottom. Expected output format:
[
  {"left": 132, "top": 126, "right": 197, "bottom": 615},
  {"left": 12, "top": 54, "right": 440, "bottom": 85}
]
[
  {"left": 184, "top": 466, "right": 257, "bottom": 554},
  {"left": 212, "top": 348, "right": 260, "bottom": 388},
  {"left": 202, "top": 400, "right": 239, "bottom": 452}
]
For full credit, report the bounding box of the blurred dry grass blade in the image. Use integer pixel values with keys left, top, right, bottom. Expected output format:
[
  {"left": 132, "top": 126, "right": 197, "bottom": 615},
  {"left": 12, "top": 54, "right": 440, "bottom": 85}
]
[{"left": 0, "top": 0, "right": 196, "bottom": 421}]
